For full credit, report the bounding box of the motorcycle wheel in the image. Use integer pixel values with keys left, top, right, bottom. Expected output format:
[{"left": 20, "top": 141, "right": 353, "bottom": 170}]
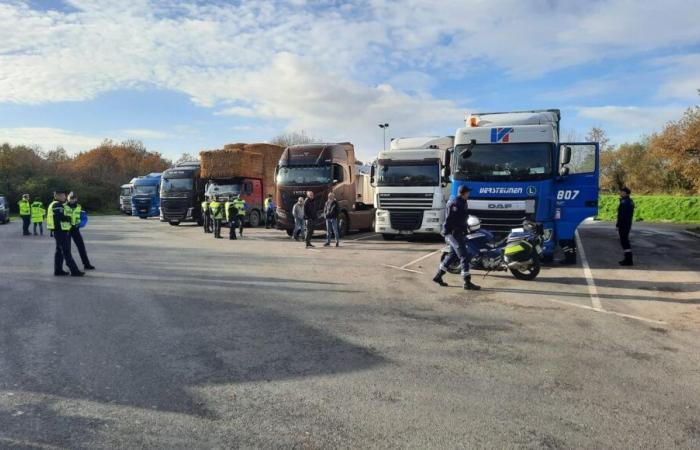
[
  {"left": 440, "top": 252, "right": 461, "bottom": 275},
  {"left": 510, "top": 257, "right": 540, "bottom": 280}
]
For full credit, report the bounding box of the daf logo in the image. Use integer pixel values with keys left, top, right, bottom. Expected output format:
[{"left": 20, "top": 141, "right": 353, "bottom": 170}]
[{"left": 488, "top": 203, "right": 513, "bottom": 209}]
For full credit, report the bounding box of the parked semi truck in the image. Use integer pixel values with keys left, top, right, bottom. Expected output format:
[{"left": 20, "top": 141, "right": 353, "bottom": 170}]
[
  {"left": 119, "top": 178, "right": 136, "bottom": 215},
  {"left": 160, "top": 161, "right": 206, "bottom": 226},
  {"left": 275, "top": 143, "right": 375, "bottom": 236},
  {"left": 205, "top": 177, "right": 264, "bottom": 226},
  {"left": 131, "top": 173, "right": 162, "bottom": 219},
  {"left": 371, "top": 136, "right": 453, "bottom": 240},
  {"left": 450, "top": 109, "right": 599, "bottom": 263}
]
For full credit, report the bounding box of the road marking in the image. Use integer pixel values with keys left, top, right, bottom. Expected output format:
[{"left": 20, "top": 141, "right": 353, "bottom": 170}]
[
  {"left": 539, "top": 297, "right": 667, "bottom": 326},
  {"left": 382, "top": 264, "right": 424, "bottom": 274},
  {"left": 401, "top": 249, "right": 441, "bottom": 269},
  {"left": 348, "top": 233, "right": 379, "bottom": 241},
  {"left": 575, "top": 230, "right": 603, "bottom": 311}
]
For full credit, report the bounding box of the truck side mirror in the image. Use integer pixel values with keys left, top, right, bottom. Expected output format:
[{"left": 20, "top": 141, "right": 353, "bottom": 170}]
[
  {"left": 442, "top": 148, "right": 452, "bottom": 184},
  {"left": 559, "top": 166, "right": 570, "bottom": 176},
  {"left": 370, "top": 165, "right": 376, "bottom": 185},
  {"left": 561, "top": 146, "right": 572, "bottom": 165}
]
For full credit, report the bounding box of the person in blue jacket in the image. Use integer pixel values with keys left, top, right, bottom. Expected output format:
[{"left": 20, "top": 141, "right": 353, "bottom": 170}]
[{"left": 616, "top": 187, "right": 635, "bottom": 266}]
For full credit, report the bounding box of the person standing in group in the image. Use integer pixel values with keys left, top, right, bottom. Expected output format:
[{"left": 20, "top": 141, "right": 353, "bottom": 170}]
[
  {"left": 47, "top": 189, "right": 83, "bottom": 277},
  {"left": 264, "top": 194, "right": 276, "bottom": 229},
  {"left": 201, "top": 198, "right": 212, "bottom": 233},
  {"left": 18, "top": 194, "right": 31, "bottom": 236},
  {"left": 323, "top": 192, "right": 340, "bottom": 247},
  {"left": 67, "top": 192, "right": 95, "bottom": 270},
  {"left": 30, "top": 198, "right": 45, "bottom": 236},
  {"left": 617, "top": 186, "right": 635, "bottom": 266},
  {"left": 292, "top": 197, "right": 305, "bottom": 241},
  {"left": 225, "top": 197, "right": 239, "bottom": 240},
  {"left": 432, "top": 185, "right": 480, "bottom": 291},
  {"left": 303, "top": 191, "right": 317, "bottom": 248},
  {"left": 210, "top": 196, "right": 224, "bottom": 239},
  {"left": 232, "top": 194, "right": 246, "bottom": 238}
]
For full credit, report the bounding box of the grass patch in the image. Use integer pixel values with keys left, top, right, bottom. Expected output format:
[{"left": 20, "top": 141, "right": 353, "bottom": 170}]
[{"left": 597, "top": 195, "right": 700, "bottom": 223}]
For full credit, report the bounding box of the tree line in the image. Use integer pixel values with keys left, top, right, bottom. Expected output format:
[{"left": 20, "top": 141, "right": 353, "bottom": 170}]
[{"left": 0, "top": 140, "right": 170, "bottom": 212}]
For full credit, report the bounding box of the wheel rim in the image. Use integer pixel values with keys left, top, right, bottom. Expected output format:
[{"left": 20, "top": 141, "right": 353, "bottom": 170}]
[{"left": 249, "top": 211, "right": 260, "bottom": 227}]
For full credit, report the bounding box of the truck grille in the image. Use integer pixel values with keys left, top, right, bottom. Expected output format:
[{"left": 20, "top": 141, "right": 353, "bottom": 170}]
[
  {"left": 468, "top": 209, "right": 527, "bottom": 235},
  {"left": 378, "top": 193, "right": 432, "bottom": 209},
  {"left": 389, "top": 210, "right": 424, "bottom": 231}
]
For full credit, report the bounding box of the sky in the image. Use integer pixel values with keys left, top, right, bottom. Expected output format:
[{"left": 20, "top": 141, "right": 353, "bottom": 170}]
[{"left": 1, "top": 0, "right": 699, "bottom": 162}]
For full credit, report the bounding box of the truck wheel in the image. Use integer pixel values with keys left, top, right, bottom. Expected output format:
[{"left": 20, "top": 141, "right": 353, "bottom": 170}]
[
  {"left": 169, "top": 221, "right": 180, "bottom": 226},
  {"left": 381, "top": 233, "right": 396, "bottom": 241},
  {"left": 286, "top": 229, "right": 294, "bottom": 237},
  {"left": 338, "top": 212, "right": 350, "bottom": 237},
  {"left": 510, "top": 258, "right": 541, "bottom": 281},
  {"left": 249, "top": 210, "right": 261, "bottom": 227}
]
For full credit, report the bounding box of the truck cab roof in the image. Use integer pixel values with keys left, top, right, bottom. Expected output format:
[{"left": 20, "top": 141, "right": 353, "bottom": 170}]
[
  {"left": 457, "top": 110, "right": 560, "bottom": 145},
  {"left": 389, "top": 136, "right": 453, "bottom": 151}
]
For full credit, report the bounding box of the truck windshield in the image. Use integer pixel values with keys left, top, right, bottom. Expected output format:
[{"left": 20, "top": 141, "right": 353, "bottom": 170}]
[
  {"left": 161, "top": 178, "right": 193, "bottom": 193},
  {"left": 454, "top": 143, "right": 552, "bottom": 181},
  {"left": 133, "top": 185, "right": 157, "bottom": 195},
  {"left": 277, "top": 166, "right": 332, "bottom": 186},
  {"left": 377, "top": 162, "right": 439, "bottom": 187},
  {"left": 120, "top": 187, "right": 131, "bottom": 196},
  {"left": 206, "top": 183, "right": 240, "bottom": 198}
]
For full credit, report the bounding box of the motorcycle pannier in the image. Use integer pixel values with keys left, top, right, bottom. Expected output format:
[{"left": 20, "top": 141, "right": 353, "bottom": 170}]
[{"left": 504, "top": 241, "right": 534, "bottom": 262}]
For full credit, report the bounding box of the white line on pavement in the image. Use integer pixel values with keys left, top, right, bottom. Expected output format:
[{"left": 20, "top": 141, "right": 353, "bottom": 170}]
[
  {"left": 382, "top": 264, "right": 424, "bottom": 274},
  {"left": 401, "top": 249, "right": 441, "bottom": 269},
  {"left": 575, "top": 230, "right": 603, "bottom": 311},
  {"left": 539, "top": 297, "right": 667, "bottom": 326},
  {"left": 348, "top": 233, "right": 379, "bottom": 241}
]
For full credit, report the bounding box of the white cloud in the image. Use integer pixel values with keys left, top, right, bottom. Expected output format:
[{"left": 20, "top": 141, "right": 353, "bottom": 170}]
[
  {"left": 120, "top": 129, "right": 171, "bottom": 140},
  {"left": 0, "top": 127, "right": 104, "bottom": 152}
]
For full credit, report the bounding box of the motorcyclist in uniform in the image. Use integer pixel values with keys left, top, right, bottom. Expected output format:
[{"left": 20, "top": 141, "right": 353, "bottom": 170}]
[{"left": 433, "top": 185, "right": 481, "bottom": 290}]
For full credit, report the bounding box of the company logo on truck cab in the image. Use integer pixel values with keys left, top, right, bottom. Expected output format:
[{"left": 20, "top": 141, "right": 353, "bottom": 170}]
[
  {"left": 490, "top": 127, "right": 513, "bottom": 143},
  {"left": 479, "top": 187, "right": 523, "bottom": 194}
]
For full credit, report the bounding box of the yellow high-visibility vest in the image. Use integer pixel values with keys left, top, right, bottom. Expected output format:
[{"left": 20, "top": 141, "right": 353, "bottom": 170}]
[
  {"left": 18, "top": 199, "right": 30, "bottom": 215},
  {"left": 30, "top": 202, "right": 45, "bottom": 223},
  {"left": 233, "top": 198, "right": 246, "bottom": 216}
]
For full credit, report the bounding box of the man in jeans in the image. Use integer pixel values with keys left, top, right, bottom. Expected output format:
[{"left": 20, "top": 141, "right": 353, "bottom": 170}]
[
  {"left": 303, "top": 191, "right": 316, "bottom": 248},
  {"left": 292, "top": 197, "right": 305, "bottom": 241},
  {"left": 324, "top": 192, "right": 340, "bottom": 247}
]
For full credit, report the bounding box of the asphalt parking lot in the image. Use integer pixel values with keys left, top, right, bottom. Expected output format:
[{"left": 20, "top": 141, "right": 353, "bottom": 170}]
[{"left": 1, "top": 216, "right": 699, "bottom": 448}]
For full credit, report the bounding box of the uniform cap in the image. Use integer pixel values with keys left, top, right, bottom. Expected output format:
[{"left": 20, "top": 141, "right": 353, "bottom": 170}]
[{"left": 53, "top": 188, "right": 69, "bottom": 194}]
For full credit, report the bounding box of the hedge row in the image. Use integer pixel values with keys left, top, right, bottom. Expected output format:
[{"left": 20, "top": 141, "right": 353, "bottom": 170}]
[{"left": 597, "top": 195, "right": 700, "bottom": 223}]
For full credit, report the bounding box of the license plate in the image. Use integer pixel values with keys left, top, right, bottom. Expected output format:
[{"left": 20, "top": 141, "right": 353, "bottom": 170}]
[{"left": 398, "top": 230, "right": 413, "bottom": 235}]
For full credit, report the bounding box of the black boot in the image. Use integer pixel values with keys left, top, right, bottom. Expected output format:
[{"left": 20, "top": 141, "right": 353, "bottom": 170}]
[
  {"left": 432, "top": 270, "right": 448, "bottom": 287},
  {"left": 619, "top": 252, "right": 633, "bottom": 266},
  {"left": 463, "top": 275, "right": 481, "bottom": 290}
]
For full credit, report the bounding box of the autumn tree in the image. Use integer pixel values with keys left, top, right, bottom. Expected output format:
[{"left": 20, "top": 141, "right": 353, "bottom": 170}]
[{"left": 270, "top": 130, "right": 321, "bottom": 147}]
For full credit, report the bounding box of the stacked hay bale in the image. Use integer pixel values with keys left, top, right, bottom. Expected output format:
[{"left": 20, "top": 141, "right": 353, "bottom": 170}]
[{"left": 203, "top": 143, "right": 284, "bottom": 197}]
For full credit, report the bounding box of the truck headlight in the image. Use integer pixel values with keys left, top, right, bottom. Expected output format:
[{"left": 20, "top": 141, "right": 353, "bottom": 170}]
[
  {"left": 376, "top": 210, "right": 388, "bottom": 217},
  {"left": 377, "top": 217, "right": 386, "bottom": 222},
  {"left": 427, "top": 218, "right": 440, "bottom": 223}
]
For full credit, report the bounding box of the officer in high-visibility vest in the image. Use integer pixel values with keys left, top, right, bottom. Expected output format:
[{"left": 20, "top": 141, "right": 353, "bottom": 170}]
[
  {"left": 209, "top": 196, "right": 224, "bottom": 239},
  {"left": 18, "top": 194, "right": 31, "bottom": 236},
  {"left": 47, "top": 189, "right": 83, "bottom": 277},
  {"left": 67, "top": 192, "right": 95, "bottom": 271},
  {"left": 30, "top": 199, "right": 45, "bottom": 236},
  {"left": 201, "top": 198, "right": 212, "bottom": 234},
  {"left": 225, "top": 197, "right": 239, "bottom": 240},
  {"left": 232, "top": 194, "right": 247, "bottom": 237}
]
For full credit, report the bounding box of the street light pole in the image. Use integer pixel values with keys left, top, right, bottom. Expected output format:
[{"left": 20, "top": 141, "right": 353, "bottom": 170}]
[{"left": 378, "top": 123, "right": 389, "bottom": 151}]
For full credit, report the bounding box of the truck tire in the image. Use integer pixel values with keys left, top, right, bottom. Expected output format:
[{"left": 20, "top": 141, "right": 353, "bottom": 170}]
[
  {"left": 382, "top": 233, "right": 396, "bottom": 241},
  {"left": 338, "top": 212, "right": 350, "bottom": 237},
  {"left": 169, "top": 221, "right": 180, "bottom": 226},
  {"left": 286, "top": 229, "right": 294, "bottom": 237},
  {"left": 249, "top": 210, "right": 261, "bottom": 227}
]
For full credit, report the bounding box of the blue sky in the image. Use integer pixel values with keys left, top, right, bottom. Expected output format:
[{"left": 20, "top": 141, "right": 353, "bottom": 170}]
[{"left": 1, "top": 0, "right": 699, "bottom": 162}]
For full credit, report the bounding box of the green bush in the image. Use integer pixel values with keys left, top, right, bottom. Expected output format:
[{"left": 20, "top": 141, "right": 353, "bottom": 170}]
[{"left": 597, "top": 195, "right": 700, "bottom": 223}]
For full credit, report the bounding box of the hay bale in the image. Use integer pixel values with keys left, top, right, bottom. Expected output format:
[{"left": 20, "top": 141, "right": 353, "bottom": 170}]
[
  {"left": 199, "top": 148, "right": 264, "bottom": 179},
  {"left": 243, "top": 143, "right": 285, "bottom": 196}
]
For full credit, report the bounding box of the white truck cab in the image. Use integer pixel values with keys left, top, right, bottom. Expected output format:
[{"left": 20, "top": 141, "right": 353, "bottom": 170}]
[{"left": 371, "top": 136, "right": 453, "bottom": 240}]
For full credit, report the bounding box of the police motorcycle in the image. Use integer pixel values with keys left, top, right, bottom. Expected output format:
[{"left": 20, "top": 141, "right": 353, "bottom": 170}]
[{"left": 440, "top": 216, "right": 544, "bottom": 281}]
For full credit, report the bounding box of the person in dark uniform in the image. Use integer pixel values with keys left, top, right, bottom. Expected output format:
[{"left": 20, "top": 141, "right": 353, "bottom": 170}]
[
  {"left": 201, "top": 198, "right": 212, "bottom": 233},
  {"left": 433, "top": 185, "right": 480, "bottom": 290},
  {"left": 616, "top": 186, "right": 635, "bottom": 266},
  {"left": 210, "top": 196, "right": 224, "bottom": 239},
  {"left": 303, "top": 191, "right": 317, "bottom": 248},
  {"left": 67, "top": 192, "right": 95, "bottom": 271},
  {"left": 47, "top": 189, "right": 84, "bottom": 277},
  {"left": 225, "top": 197, "right": 239, "bottom": 240}
]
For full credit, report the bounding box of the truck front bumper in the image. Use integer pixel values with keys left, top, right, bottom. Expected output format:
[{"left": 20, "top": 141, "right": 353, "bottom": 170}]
[{"left": 375, "top": 209, "right": 443, "bottom": 235}]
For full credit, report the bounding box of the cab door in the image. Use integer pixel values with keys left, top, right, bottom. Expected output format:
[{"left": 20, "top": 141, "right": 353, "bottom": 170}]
[{"left": 554, "top": 143, "right": 599, "bottom": 241}]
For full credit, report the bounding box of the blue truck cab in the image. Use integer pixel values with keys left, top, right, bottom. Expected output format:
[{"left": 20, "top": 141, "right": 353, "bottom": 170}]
[
  {"left": 450, "top": 110, "right": 599, "bottom": 262},
  {"left": 131, "top": 173, "right": 162, "bottom": 219}
]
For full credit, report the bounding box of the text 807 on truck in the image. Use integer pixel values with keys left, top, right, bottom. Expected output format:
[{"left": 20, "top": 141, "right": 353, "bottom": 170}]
[{"left": 450, "top": 109, "right": 599, "bottom": 263}]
